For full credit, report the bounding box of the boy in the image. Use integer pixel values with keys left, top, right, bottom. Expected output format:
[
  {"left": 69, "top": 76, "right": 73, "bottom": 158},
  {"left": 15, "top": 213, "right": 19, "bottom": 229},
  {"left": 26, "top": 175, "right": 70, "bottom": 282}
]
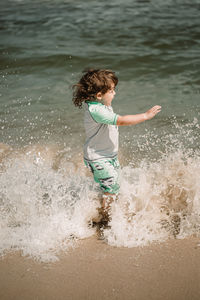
[{"left": 72, "top": 69, "right": 161, "bottom": 227}]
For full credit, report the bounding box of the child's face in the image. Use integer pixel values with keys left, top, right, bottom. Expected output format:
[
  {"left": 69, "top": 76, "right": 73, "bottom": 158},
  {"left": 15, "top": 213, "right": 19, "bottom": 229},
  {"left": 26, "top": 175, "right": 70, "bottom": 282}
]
[{"left": 97, "top": 83, "right": 116, "bottom": 106}]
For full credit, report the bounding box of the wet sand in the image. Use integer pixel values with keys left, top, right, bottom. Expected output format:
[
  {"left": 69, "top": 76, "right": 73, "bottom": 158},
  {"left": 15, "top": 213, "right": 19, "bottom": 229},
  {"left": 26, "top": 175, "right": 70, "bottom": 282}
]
[{"left": 0, "top": 237, "right": 200, "bottom": 300}]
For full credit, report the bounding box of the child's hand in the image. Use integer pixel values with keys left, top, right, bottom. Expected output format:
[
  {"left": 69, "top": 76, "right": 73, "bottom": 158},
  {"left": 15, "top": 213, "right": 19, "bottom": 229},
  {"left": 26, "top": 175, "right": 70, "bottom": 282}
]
[
  {"left": 144, "top": 105, "right": 161, "bottom": 120},
  {"left": 117, "top": 105, "right": 162, "bottom": 126}
]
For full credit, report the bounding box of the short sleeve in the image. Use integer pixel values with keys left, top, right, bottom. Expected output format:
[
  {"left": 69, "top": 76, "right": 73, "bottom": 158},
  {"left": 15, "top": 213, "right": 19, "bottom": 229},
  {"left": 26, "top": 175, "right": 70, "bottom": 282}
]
[{"left": 89, "top": 104, "right": 118, "bottom": 125}]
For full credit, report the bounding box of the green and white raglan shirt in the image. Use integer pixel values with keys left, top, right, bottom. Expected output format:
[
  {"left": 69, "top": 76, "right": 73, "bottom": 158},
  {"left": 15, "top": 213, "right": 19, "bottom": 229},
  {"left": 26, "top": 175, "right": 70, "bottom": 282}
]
[{"left": 84, "top": 101, "right": 119, "bottom": 161}]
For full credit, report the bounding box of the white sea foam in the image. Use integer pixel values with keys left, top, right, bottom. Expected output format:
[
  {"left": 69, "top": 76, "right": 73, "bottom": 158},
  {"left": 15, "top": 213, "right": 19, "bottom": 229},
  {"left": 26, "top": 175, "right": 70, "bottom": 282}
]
[
  {"left": 0, "top": 141, "right": 199, "bottom": 262},
  {"left": 0, "top": 145, "right": 99, "bottom": 262},
  {"left": 105, "top": 151, "right": 200, "bottom": 246}
]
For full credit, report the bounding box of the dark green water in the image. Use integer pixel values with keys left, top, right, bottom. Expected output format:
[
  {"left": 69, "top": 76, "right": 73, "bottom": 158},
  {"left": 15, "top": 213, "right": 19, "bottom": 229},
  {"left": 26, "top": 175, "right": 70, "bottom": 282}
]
[{"left": 0, "top": 0, "right": 199, "bottom": 155}]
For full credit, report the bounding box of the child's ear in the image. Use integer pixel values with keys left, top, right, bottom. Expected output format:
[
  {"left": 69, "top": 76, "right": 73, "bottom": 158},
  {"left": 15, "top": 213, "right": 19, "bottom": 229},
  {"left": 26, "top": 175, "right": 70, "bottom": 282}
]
[{"left": 96, "top": 92, "right": 102, "bottom": 100}]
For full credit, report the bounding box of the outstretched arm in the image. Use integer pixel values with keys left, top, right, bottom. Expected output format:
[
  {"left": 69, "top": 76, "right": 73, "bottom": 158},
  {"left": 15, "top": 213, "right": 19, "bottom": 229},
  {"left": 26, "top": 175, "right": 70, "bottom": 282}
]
[{"left": 116, "top": 105, "right": 161, "bottom": 126}]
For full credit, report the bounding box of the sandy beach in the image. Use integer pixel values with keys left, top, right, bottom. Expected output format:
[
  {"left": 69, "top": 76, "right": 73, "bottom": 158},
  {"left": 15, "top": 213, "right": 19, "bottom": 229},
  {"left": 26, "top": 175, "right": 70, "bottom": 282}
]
[{"left": 0, "top": 236, "right": 200, "bottom": 300}]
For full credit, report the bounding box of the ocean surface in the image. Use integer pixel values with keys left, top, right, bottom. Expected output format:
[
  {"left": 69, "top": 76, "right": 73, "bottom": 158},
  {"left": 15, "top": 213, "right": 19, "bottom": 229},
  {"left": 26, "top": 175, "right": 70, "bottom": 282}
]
[{"left": 0, "top": 0, "right": 200, "bottom": 262}]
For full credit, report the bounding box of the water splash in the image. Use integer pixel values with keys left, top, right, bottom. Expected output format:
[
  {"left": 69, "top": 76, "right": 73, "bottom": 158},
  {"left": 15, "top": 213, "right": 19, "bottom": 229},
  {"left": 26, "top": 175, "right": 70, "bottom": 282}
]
[
  {"left": 105, "top": 150, "right": 200, "bottom": 246},
  {"left": 0, "top": 144, "right": 99, "bottom": 262},
  {"left": 0, "top": 125, "right": 199, "bottom": 262}
]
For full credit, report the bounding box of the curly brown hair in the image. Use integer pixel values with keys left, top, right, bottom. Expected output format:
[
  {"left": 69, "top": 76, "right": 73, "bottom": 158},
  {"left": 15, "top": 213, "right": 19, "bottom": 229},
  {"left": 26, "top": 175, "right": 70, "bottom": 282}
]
[{"left": 72, "top": 68, "right": 118, "bottom": 108}]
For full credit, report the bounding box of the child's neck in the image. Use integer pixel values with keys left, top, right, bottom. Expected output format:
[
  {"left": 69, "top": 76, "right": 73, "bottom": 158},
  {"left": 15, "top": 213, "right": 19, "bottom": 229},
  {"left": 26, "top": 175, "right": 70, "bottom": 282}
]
[{"left": 98, "top": 99, "right": 111, "bottom": 107}]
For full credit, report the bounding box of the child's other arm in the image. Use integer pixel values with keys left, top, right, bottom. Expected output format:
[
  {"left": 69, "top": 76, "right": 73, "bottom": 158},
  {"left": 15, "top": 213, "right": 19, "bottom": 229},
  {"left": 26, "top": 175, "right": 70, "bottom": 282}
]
[{"left": 116, "top": 105, "right": 161, "bottom": 126}]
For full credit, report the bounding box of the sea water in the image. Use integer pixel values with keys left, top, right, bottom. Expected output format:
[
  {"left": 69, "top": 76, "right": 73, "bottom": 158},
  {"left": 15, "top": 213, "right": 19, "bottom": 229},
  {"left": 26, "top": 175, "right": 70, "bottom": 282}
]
[{"left": 0, "top": 0, "right": 200, "bottom": 262}]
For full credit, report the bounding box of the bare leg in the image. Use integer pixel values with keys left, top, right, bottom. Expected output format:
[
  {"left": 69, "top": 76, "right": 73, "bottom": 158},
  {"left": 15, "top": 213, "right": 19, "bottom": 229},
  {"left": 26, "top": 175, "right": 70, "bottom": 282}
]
[
  {"left": 99, "top": 193, "right": 116, "bottom": 224},
  {"left": 95, "top": 193, "right": 116, "bottom": 239}
]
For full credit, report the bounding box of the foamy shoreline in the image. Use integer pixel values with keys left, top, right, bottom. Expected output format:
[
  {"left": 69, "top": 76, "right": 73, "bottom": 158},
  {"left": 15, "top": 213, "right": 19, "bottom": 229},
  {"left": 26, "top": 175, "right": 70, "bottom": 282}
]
[
  {"left": 0, "top": 237, "right": 200, "bottom": 300},
  {"left": 0, "top": 142, "right": 200, "bottom": 262}
]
